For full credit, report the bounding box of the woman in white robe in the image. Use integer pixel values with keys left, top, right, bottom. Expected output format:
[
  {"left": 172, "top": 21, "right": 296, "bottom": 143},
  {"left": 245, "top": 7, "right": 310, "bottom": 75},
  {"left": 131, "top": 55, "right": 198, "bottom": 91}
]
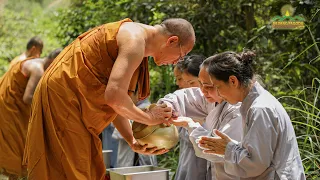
[
  {"left": 158, "top": 60, "right": 242, "bottom": 179},
  {"left": 170, "top": 55, "right": 209, "bottom": 180},
  {"left": 197, "top": 51, "right": 305, "bottom": 179}
]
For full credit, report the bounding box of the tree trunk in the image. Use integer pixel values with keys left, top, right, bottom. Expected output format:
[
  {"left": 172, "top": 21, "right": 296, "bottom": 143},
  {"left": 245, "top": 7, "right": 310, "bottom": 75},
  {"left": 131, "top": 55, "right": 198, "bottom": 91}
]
[{"left": 242, "top": 1, "right": 255, "bottom": 42}]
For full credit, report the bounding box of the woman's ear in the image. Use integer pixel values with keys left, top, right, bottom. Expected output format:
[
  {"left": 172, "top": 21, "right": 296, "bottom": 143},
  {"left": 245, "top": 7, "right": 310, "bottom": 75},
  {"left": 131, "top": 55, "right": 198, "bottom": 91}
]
[{"left": 229, "top": 75, "right": 239, "bottom": 88}]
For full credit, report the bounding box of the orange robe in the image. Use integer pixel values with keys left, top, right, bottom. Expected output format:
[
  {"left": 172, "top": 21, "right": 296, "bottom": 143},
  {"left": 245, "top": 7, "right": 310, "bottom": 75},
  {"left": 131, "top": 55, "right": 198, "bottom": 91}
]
[
  {"left": 24, "top": 18, "right": 150, "bottom": 180},
  {"left": 9, "top": 54, "right": 27, "bottom": 69},
  {"left": 0, "top": 59, "right": 31, "bottom": 176}
]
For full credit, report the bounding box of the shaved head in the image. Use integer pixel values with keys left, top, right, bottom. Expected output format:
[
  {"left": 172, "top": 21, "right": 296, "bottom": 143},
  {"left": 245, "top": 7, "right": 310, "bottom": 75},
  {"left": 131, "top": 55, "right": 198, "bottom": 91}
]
[
  {"left": 26, "top": 36, "right": 43, "bottom": 50},
  {"left": 160, "top": 18, "right": 195, "bottom": 46},
  {"left": 44, "top": 48, "right": 63, "bottom": 70},
  {"left": 48, "top": 48, "right": 62, "bottom": 60}
]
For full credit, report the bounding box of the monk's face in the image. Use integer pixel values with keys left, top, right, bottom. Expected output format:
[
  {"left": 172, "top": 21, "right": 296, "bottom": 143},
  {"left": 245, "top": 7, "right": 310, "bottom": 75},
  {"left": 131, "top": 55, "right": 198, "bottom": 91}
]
[
  {"left": 153, "top": 36, "right": 194, "bottom": 66},
  {"left": 198, "top": 67, "right": 221, "bottom": 103},
  {"left": 173, "top": 66, "right": 189, "bottom": 89}
]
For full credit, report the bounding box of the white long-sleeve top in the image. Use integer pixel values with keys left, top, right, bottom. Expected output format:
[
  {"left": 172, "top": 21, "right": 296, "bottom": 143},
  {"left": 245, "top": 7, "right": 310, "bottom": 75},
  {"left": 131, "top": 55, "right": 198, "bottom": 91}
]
[
  {"left": 158, "top": 88, "right": 242, "bottom": 180},
  {"left": 187, "top": 101, "right": 242, "bottom": 180},
  {"left": 158, "top": 88, "right": 213, "bottom": 180},
  {"left": 223, "top": 82, "right": 305, "bottom": 179}
]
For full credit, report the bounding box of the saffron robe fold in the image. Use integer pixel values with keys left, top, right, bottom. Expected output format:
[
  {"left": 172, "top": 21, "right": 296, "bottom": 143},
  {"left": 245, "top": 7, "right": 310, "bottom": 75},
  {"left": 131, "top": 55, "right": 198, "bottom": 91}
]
[
  {"left": 0, "top": 59, "right": 30, "bottom": 176},
  {"left": 24, "top": 18, "right": 150, "bottom": 180},
  {"left": 9, "top": 54, "right": 27, "bottom": 69}
]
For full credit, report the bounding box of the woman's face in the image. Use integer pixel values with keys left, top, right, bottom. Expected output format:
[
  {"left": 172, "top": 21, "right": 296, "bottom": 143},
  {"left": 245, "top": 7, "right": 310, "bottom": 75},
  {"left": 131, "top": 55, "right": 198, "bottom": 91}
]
[
  {"left": 209, "top": 75, "right": 240, "bottom": 105},
  {"left": 198, "top": 67, "right": 222, "bottom": 103},
  {"left": 173, "top": 67, "right": 189, "bottom": 89},
  {"left": 181, "top": 71, "right": 200, "bottom": 88}
]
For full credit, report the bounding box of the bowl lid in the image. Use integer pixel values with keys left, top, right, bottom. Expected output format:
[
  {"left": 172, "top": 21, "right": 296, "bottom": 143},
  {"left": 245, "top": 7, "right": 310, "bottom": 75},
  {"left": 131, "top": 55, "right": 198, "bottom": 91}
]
[
  {"left": 132, "top": 122, "right": 160, "bottom": 139},
  {"left": 132, "top": 103, "right": 169, "bottom": 139}
]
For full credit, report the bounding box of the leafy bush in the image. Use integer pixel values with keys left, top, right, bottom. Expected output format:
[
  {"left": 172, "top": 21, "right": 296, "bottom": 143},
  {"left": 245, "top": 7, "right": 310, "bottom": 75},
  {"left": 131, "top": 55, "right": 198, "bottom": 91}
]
[{"left": 0, "top": 0, "right": 63, "bottom": 76}]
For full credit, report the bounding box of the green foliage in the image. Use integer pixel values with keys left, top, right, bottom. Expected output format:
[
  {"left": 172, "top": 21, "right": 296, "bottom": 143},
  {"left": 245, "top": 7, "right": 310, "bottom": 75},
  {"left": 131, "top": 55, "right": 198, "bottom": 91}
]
[
  {"left": 56, "top": 0, "right": 128, "bottom": 46},
  {"left": 158, "top": 143, "right": 180, "bottom": 179},
  {"left": 0, "top": 0, "right": 63, "bottom": 76},
  {"left": 279, "top": 78, "right": 320, "bottom": 178}
]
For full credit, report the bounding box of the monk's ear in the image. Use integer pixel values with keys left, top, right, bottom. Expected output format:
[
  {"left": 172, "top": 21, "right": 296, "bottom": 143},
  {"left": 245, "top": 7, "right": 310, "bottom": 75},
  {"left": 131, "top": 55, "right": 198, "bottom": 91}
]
[
  {"left": 228, "top": 75, "right": 239, "bottom": 88},
  {"left": 166, "top": 36, "right": 179, "bottom": 47},
  {"left": 29, "top": 46, "right": 37, "bottom": 54},
  {"left": 31, "top": 46, "right": 38, "bottom": 51}
]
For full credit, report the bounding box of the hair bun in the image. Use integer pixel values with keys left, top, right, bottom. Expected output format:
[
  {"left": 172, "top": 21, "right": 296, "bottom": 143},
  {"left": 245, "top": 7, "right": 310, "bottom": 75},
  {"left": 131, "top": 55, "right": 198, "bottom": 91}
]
[{"left": 240, "top": 50, "right": 256, "bottom": 64}]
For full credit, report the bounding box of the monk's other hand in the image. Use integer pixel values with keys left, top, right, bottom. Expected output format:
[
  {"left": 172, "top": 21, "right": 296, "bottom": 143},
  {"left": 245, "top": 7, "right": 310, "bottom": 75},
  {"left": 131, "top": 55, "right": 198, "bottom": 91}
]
[
  {"left": 147, "top": 103, "right": 172, "bottom": 124},
  {"left": 198, "top": 129, "right": 232, "bottom": 155},
  {"left": 130, "top": 141, "right": 169, "bottom": 155},
  {"left": 169, "top": 117, "right": 193, "bottom": 127}
]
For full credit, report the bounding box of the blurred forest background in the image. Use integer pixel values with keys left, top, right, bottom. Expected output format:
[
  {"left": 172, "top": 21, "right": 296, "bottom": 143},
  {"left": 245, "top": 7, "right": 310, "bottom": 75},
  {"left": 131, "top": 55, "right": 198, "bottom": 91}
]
[{"left": 0, "top": 0, "right": 319, "bottom": 179}]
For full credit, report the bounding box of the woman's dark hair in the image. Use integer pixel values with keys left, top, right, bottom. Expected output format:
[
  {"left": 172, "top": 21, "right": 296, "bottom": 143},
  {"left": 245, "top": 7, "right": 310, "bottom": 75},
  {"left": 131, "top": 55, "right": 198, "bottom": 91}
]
[
  {"left": 179, "top": 55, "right": 206, "bottom": 77},
  {"left": 203, "top": 50, "right": 256, "bottom": 87},
  {"left": 175, "top": 60, "right": 185, "bottom": 72}
]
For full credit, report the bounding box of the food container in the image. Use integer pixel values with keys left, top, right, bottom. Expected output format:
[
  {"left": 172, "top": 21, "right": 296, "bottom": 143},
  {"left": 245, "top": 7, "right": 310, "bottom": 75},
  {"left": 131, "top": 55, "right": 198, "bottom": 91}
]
[
  {"left": 132, "top": 104, "right": 179, "bottom": 149},
  {"left": 132, "top": 122, "right": 179, "bottom": 149},
  {"left": 107, "top": 165, "right": 170, "bottom": 180}
]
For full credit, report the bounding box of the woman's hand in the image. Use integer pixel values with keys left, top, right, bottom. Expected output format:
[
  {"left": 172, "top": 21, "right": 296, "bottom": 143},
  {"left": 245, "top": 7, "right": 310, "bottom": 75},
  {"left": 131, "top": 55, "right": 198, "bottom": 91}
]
[
  {"left": 169, "top": 117, "right": 193, "bottom": 127},
  {"left": 198, "top": 129, "right": 232, "bottom": 155}
]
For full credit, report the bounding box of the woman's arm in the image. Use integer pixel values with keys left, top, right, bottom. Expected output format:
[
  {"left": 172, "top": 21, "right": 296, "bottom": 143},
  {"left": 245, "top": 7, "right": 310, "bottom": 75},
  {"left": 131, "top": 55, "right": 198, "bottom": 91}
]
[
  {"left": 199, "top": 108, "right": 278, "bottom": 178},
  {"left": 157, "top": 87, "right": 210, "bottom": 119}
]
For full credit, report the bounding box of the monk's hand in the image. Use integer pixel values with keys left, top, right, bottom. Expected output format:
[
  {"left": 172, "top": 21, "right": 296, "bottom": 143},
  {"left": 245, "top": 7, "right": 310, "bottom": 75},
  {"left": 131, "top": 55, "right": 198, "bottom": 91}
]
[
  {"left": 169, "top": 117, "right": 193, "bottom": 127},
  {"left": 130, "top": 140, "right": 169, "bottom": 155},
  {"left": 198, "top": 129, "right": 231, "bottom": 155},
  {"left": 146, "top": 103, "right": 172, "bottom": 125}
]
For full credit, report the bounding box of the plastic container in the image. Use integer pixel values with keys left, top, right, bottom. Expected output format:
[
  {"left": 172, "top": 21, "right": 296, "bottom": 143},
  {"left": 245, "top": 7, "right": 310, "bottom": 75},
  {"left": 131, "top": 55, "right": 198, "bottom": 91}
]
[{"left": 107, "top": 165, "right": 170, "bottom": 180}]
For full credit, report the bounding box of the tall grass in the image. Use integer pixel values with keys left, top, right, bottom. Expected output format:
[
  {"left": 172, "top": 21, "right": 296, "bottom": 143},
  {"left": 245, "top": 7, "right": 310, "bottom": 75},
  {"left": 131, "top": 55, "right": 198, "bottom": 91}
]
[
  {"left": 278, "top": 14, "right": 320, "bottom": 177},
  {"left": 279, "top": 78, "right": 320, "bottom": 179}
]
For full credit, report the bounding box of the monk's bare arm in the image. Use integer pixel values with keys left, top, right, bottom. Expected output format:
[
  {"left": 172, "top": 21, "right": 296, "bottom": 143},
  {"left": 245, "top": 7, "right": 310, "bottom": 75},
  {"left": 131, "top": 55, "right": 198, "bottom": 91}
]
[
  {"left": 113, "top": 115, "right": 168, "bottom": 154},
  {"left": 22, "top": 63, "right": 44, "bottom": 104},
  {"left": 105, "top": 24, "right": 170, "bottom": 125},
  {"left": 112, "top": 115, "right": 134, "bottom": 145}
]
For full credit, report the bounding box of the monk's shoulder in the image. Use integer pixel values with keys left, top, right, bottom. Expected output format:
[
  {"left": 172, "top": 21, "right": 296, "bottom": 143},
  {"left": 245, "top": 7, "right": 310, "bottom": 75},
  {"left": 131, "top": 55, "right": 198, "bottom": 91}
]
[
  {"left": 19, "top": 54, "right": 27, "bottom": 60},
  {"left": 117, "top": 22, "right": 146, "bottom": 41},
  {"left": 117, "top": 23, "right": 146, "bottom": 53},
  {"left": 21, "top": 59, "right": 43, "bottom": 75}
]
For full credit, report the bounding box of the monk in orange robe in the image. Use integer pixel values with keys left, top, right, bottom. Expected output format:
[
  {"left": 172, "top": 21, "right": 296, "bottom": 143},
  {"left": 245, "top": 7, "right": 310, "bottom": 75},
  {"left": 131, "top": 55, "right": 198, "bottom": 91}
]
[
  {"left": 9, "top": 36, "right": 43, "bottom": 68},
  {"left": 0, "top": 48, "right": 62, "bottom": 179},
  {"left": 24, "top": 18, "right": 195, "bottom": 180}
]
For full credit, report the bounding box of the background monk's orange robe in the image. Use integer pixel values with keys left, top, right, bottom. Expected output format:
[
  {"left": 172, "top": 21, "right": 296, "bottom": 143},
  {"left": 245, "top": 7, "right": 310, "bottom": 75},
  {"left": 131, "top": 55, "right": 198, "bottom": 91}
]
[
  {"left": 9, "top": 54, "right": 27, "bottom": 69},
  {"left": 24, "top": 18, "right": 150, "bottom": 180},
  {"left": 0, "top": 60, "right": 31, "bottom": 176}
]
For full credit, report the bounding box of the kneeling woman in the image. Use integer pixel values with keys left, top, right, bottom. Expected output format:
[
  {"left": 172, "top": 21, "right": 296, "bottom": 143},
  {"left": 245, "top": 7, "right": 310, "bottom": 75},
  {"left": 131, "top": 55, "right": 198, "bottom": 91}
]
[{"left": 198, "top": 51, "right": 305, "bottom": 179}]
